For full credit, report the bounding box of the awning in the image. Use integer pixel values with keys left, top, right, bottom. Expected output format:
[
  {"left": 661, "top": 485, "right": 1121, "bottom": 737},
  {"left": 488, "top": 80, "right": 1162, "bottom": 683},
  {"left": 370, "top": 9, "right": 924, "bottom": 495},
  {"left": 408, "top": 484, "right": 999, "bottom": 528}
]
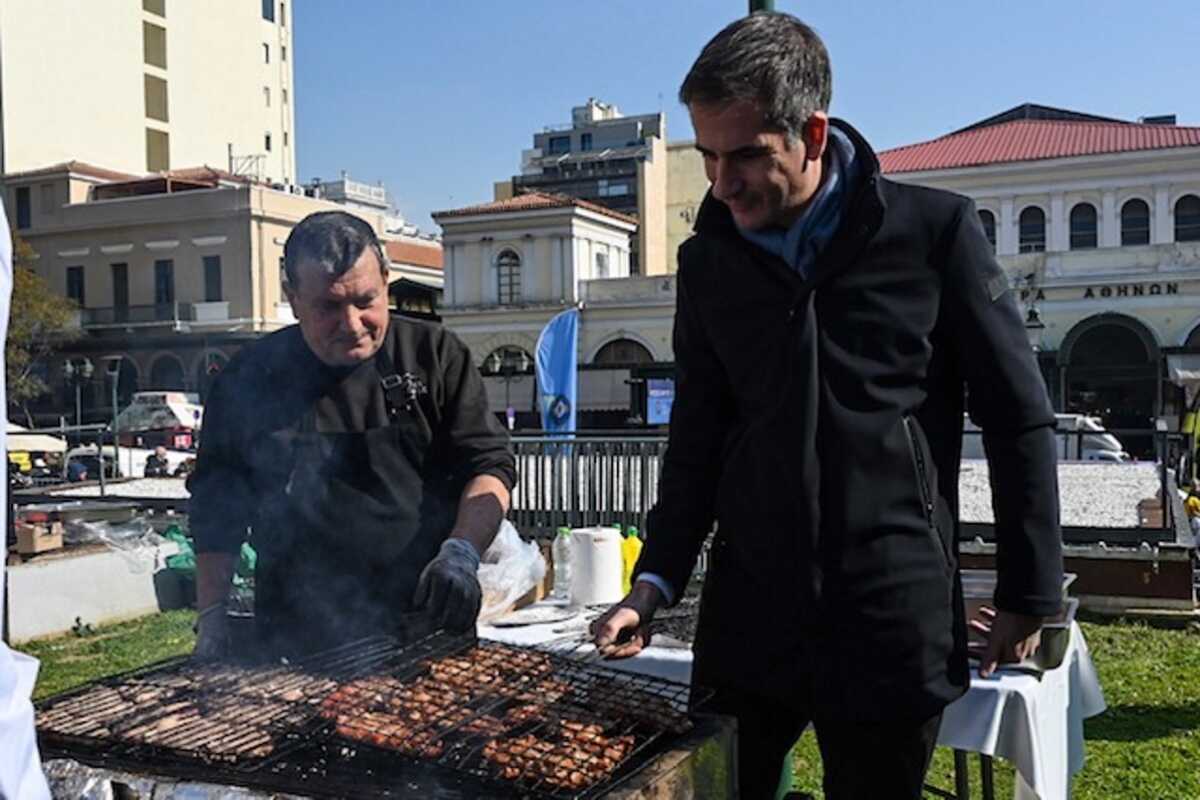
[{"left": 6, "top": 423, "right": 68, "bottom": 453}]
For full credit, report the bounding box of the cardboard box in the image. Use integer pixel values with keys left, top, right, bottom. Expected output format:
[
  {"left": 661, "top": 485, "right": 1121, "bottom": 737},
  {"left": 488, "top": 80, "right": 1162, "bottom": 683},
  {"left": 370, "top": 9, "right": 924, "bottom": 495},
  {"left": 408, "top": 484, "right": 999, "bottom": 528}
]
[{"left": 15, "top": 520, "right": 64, "bottom": 555}]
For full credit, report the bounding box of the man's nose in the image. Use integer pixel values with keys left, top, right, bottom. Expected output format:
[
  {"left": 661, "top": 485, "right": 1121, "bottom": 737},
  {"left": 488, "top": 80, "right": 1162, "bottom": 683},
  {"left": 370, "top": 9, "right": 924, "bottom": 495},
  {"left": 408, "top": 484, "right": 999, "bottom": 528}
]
[
  {"left": 338, "top": 304, "right": 363, "bottom": 334},
  {"left": 711, "top": 159, "right": 743, "bottom": 202}
]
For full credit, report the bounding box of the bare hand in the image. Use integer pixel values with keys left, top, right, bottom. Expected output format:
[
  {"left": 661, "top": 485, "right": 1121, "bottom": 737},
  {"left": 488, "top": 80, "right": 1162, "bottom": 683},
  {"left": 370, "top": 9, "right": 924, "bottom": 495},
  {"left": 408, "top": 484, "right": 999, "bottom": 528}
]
[
  {"left": 589, "top": 582, "right": 664, "bottom": 660},
  {"left": 969, "top": 606, "right": 1044, "bottom": 677}
]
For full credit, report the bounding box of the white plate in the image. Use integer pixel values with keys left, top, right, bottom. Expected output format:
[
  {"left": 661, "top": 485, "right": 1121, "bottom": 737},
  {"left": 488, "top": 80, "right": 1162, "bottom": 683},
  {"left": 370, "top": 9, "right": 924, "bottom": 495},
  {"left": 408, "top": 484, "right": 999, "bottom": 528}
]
[{"left": 488, "top": 606, "right": 582, "bottom": 628}]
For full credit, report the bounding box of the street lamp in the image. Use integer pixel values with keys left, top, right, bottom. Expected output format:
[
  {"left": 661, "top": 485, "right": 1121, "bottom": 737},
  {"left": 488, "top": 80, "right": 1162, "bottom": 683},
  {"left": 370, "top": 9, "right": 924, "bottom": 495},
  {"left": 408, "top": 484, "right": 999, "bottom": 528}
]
[
  {"left": 104, "top": 356, "right": 124, "bottom": 484},
  {"left": 487, "top": 349, "right": 531, "bottom": 428},
  {"left": 62, "top": 357, "right": 94, "bottom": 440},
  {"left": 1024, "top": 306, "right": 1046, "bottom": 352}
]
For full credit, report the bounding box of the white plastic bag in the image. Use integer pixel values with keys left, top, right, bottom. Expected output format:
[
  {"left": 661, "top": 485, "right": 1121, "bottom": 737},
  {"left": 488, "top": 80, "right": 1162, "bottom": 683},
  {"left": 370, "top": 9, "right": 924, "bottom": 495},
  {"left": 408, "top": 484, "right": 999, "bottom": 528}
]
[{"left": 477, "top": 521, "right": 546, "bottom": 622}]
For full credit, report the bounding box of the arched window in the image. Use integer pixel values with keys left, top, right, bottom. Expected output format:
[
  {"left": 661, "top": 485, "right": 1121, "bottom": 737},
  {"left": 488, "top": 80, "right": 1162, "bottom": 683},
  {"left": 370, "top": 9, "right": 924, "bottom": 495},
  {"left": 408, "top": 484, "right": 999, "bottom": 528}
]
[
  {"left": 1175, "top": 194, "right": 1200, "bottom": 242},
  {"left": 1069, "top": 203, "right": 1097, "bottom": 249},
  {"left": 977, "top": 209, "right": 996, "bottom": 250},
  {"left": 150, "top": 356, "right": 186, "bottom": 390},
  {"left": 496, "top": 250, "right": 521, "bottom": 304},
  {"left": 594, "top": 338, "right": 653, "bottom": 365},
  {"left": 1018, "top": 206, "right": 1045, "bottom": 253},
  {"left": 481, "top": 346, "right": 533, "bottom": 376},
  {"left": 1120, "top": 199, "right": 1150, "bottom": 246}
]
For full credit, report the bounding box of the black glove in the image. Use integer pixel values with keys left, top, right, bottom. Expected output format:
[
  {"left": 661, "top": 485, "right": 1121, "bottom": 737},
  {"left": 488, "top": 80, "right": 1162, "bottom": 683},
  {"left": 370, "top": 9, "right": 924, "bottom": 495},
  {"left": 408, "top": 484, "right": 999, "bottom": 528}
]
[
  {"left": 192, "top": 603, "right": 231, "bottom": 660},
  {"left": 413, "top": 539, "right": 482, "bottom": 633}
]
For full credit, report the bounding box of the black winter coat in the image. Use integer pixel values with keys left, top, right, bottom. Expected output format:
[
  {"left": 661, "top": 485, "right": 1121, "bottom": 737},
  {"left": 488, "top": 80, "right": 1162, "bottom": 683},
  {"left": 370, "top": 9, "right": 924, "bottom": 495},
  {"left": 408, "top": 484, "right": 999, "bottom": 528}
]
[{"left": 635, "top": 120, "right": 1063, "bottom": 725}]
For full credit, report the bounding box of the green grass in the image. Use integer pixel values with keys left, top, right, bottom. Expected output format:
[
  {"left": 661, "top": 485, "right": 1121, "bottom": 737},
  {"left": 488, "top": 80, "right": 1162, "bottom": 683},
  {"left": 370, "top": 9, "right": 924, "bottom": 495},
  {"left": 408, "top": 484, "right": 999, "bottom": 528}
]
[
  {"left": 788, "top": 618, "right": 1200, "bottom": 799},
  {"left": 22, "top": 609, "right": 196, "bottom": 701},
  {"left": 23, "top": 612, "right": 1200, "bottom": 799}
]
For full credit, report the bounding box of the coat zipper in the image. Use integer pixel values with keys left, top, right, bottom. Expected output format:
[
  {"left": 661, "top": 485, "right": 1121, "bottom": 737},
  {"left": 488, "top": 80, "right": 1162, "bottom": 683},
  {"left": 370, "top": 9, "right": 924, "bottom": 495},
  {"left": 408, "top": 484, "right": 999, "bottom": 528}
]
[
  {"left": 903, "top": 416, "right": 954, "bottom": 572},
  {"left": 902, "top": 415, "right": 939, "bottom": 536}
]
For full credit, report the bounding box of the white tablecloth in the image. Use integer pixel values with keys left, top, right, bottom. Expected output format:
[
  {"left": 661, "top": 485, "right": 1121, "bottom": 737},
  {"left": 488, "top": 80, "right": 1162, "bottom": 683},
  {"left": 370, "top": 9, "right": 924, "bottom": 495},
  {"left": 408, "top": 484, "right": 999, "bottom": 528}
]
[{"left": 480, "top": 602, "right": 1107, "bottom": 800}]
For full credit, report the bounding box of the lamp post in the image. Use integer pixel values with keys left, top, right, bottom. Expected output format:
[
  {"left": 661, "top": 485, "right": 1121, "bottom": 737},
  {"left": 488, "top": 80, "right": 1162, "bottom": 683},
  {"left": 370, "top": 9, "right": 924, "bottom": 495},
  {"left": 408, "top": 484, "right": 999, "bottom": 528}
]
[
  {"left": 1024, "top": 306, "right": 1046, "bottom": 352},
  {"left": 488, "top": 349, "right": 531, "bottom": 429},
  {"left": 61, "top": 357, "right": 94, "bottom": 444},
  {"left": 104, "top": 356, "right": 124, "bottom": 486}
]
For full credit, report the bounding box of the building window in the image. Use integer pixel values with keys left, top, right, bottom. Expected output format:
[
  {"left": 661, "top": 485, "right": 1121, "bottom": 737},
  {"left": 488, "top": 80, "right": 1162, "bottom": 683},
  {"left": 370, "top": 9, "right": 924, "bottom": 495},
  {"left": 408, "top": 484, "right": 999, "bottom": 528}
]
[
  {"left": 280, "top": 2, "right": 286, "bottom": 26},
  {"left": 15, "top": 187, "right": 31, "bottom": 229},
  {"left": 261, "top": 0, "right": 275, "bottom": 22},
  {"left": 154, "top": 259, "right": 175, "bottom": 305},
  {"left": 581, "top": 133, "right": 593, "bottom": 152},
  {"left": 977, "top": 209, "right": 996, "bottom": 250},
  {"left": 39, "top": 183, "right": 56, "bottom": 214},
  {"left": 597, "top": 179, "right": 630, "bottom": 197},
  {"left": 66, "top": 267, "right": 85, "bottom": 307},
  {"left": 263, "top": 43, "right": 270, "bottom": 64},
  {"left": 1069, "top": 202, "right": 1098, "bottom": 249},
  {"left": 595, "top": 251, "right": 609, "bottom": 278},
  {"left": 496, "top": 249, "right": 521, "bottom": 304},
  {"left": 1018, "top": 206, "right": 1045, "bottom": 253},
  {"left": 111, "top": 264, "right": 129, "bottom": 317},
  {"left": 547, "top": 136, "right": 570, "bottom": 155},
  {"left": 203, "top": 255, "right": 222, "bottom": 302},
  {"left": 143, "top": 0, "right": 165, "bottom": 16},
  {"left": 1120, "top": 198, "right": 1150, "bottom": 246},
  {"left": 283, "top": 131, "right": 289, "bottom": 147},
  {"left": 282, "top": 45, "right": 287, "bottom": 61},
  {"left": 146, "top": 128, "right": 169, "bottom": 172},
  {"left": 1175, "top": 194, "right": 1200, "bottom": 243},
  {"left": 264, "top": 132, "right": 273, "bottom": 152},
  {"left": 143, "top": 22, "right": 167, "bottom": 69},
  {"left": 282, "top": 88, "right": 288, "bottom": 105},
  {"left": 144, "top": 74, "right": 169, "bottom": 122},
  {"left": 264, "top": 86, "right": 271, "bottom": 107},
  {"left": 594, "top": 338, "right": 653, "bottom": 365}
]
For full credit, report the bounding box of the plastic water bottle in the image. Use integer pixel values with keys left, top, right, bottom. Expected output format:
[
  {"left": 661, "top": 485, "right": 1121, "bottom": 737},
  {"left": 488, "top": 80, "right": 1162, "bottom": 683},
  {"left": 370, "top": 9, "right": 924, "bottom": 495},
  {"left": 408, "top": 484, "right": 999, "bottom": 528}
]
[{"left": 552, "top": 527, "right": 572, "bottom": 602}]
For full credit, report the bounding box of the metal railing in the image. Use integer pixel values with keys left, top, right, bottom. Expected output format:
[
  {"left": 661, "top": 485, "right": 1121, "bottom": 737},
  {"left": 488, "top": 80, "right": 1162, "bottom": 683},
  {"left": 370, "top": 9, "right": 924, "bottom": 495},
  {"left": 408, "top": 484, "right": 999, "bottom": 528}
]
[
  {"left": 82, "top": 303, "right": 182, "bottom": 326},
  {"left": 509, "top": 434, "right": 668, "bottom": 538},
  {"left": 509, "top": 427, "right": 1188, "bottom": 539}
]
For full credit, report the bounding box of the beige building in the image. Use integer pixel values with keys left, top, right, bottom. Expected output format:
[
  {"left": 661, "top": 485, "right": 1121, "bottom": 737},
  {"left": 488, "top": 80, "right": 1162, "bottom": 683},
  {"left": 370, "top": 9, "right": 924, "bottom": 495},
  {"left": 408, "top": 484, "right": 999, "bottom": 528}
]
[
  {"left": 666, "top": 140, "right": 707, "bottom": 273},
  {"left": 0, "top": 0, "right": 296, "bottom": 182},
  {"left": 881, "top": 104, "right": 1200, "bottom": 448},
  {"left": 4, "top": 161, "right": 441, "bottom": 424},
  {"left": 435, "top": 193, "right": 673, "bottom": 426}
]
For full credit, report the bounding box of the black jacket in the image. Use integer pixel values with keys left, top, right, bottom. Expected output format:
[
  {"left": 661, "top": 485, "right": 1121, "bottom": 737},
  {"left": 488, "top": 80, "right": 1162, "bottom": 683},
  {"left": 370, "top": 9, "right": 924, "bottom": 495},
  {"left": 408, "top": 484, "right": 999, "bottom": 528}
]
[{"left": 635, "top": 120, "right": 1063, "bottom": 724}]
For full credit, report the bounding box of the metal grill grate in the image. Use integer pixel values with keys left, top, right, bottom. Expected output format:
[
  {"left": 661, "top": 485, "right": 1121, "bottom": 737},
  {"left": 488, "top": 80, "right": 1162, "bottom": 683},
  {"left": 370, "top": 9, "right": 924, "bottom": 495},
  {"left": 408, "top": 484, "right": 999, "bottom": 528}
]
[{"left": 37, "top": 633, "right": 707, "bottom": 799}]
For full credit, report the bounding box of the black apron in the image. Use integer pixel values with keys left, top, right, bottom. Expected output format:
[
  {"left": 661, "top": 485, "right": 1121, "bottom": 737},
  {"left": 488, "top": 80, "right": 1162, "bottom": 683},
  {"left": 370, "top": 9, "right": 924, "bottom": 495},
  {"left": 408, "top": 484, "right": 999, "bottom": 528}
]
[{"left": 247, "top": 346, "right": 458, "bottom": 658}]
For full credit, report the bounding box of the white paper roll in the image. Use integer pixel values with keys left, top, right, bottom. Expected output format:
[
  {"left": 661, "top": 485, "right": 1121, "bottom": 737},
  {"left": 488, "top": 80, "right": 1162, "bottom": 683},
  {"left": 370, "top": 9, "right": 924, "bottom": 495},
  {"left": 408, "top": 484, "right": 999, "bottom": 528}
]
[{"left": 568, "top": 527, "right": 624, "bottom": 606}]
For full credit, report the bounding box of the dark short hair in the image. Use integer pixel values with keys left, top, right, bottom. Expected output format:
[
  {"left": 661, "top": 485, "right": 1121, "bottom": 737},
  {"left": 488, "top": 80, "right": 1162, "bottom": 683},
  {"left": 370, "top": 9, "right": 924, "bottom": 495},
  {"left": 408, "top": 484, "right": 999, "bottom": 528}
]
[
  {"left": 680, "top": 12, "right": 832, "bottom": 141},
  {"left": 283, "top": 211, "right": 388, "bottom": 290}
]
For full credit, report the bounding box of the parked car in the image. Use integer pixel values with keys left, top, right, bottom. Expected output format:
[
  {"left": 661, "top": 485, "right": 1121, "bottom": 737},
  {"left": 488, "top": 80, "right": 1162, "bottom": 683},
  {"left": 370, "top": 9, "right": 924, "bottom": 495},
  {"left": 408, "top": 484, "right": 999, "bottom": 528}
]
[{"left": 961, "top": 413, "right": 1130, "bottom": 462}]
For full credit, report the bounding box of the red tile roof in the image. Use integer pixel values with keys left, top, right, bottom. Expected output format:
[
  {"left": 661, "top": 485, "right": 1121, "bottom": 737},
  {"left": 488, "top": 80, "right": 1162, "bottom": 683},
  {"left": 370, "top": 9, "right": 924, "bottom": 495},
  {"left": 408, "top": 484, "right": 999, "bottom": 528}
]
[
  {"left": 385, "top": 239, "right": 443, "bottom": 270},
  {"left": 433, "top": 192, "right": 638, "bottom": 226},
  {"left": 3, "top": 160, "right": 137, "bottom": 182},
  {"left": 879, "top": 120, "right": 1200, "bottom": 174}
]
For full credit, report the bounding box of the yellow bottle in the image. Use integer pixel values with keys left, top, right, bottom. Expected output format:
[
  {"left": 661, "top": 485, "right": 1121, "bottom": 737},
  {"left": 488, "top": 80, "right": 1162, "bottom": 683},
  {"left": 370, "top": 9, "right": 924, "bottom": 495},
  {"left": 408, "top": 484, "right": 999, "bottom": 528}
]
[{"left": 621, "top": 526, "right": 643, "bottom": 595}]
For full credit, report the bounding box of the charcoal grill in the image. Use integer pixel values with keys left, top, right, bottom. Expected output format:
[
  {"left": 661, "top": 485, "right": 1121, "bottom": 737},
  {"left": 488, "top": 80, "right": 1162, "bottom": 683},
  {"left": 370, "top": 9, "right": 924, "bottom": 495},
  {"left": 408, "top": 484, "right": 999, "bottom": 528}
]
[{"left": 37, "top": 632, "right": 712, "bottom": 799}]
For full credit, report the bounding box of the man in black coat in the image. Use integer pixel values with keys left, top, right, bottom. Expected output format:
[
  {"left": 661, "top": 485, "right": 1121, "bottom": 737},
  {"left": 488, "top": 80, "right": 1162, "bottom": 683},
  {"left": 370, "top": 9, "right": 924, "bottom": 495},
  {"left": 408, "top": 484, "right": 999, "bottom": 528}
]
[{"left": 592, "top": 13, "right": 1063, "bottom": 799}]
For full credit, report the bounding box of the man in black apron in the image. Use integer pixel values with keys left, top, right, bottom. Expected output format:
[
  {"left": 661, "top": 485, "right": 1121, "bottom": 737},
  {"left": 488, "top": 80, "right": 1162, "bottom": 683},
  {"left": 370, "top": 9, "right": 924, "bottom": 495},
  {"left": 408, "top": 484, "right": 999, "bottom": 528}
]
[{"left": 187, "top": 211, "right": 515, "bottom": 659}]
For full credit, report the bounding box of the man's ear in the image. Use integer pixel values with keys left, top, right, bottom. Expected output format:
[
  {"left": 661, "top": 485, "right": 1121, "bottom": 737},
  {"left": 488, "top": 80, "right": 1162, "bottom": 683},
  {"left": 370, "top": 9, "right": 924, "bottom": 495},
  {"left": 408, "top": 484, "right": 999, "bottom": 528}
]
[{"left": 802, "top": 113, "right": 830, "bottom": 164}]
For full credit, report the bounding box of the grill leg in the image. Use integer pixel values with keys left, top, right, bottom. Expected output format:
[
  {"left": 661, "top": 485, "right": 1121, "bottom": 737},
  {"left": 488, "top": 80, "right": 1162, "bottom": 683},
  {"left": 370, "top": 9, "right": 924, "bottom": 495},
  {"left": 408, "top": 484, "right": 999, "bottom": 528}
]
[
  {"left": 980, "top": 754, "right": 995, "bottom": 800},
  {"left": 954, "top": 749, "right": 970, "bottom": 800}
]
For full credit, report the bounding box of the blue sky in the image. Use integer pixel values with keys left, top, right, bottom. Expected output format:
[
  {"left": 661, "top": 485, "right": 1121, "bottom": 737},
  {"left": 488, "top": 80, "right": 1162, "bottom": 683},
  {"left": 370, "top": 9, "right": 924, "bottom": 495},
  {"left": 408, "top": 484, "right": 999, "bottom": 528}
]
[{"left": 293, "top": 1, "right": 1200, "bottom": 231}]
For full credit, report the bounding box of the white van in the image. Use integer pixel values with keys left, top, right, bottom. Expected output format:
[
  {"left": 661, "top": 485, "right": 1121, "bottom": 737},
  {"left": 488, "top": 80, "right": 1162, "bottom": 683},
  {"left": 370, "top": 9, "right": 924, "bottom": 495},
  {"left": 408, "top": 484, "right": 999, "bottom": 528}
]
[{"left": 961, "top": 413, "right": 1130, "bottom": 462}]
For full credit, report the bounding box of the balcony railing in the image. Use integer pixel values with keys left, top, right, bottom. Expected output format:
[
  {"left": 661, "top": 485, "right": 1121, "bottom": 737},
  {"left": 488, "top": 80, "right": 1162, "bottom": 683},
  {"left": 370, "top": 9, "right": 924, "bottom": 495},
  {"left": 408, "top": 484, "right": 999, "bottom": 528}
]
[{"left": 79, "top": 301, "right": 231, "bottom": 327}]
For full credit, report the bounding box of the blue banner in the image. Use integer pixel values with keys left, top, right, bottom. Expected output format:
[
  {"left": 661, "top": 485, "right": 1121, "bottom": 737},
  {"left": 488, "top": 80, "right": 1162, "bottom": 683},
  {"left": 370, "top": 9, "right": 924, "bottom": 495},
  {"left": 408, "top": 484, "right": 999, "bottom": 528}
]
[{"left": 535, "top": 308, "right": 579, "bottom": 434}]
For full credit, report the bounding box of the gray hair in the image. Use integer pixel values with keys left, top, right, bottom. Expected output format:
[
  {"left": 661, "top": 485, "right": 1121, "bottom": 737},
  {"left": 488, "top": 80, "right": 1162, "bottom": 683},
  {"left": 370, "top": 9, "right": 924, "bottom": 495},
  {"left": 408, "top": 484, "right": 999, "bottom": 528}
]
[
  {"left": 680, "top": 12, "right": 832, "bottom": 142},
  {"left": 283, "top": 211, "right": 388, "bottom": 290}
]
